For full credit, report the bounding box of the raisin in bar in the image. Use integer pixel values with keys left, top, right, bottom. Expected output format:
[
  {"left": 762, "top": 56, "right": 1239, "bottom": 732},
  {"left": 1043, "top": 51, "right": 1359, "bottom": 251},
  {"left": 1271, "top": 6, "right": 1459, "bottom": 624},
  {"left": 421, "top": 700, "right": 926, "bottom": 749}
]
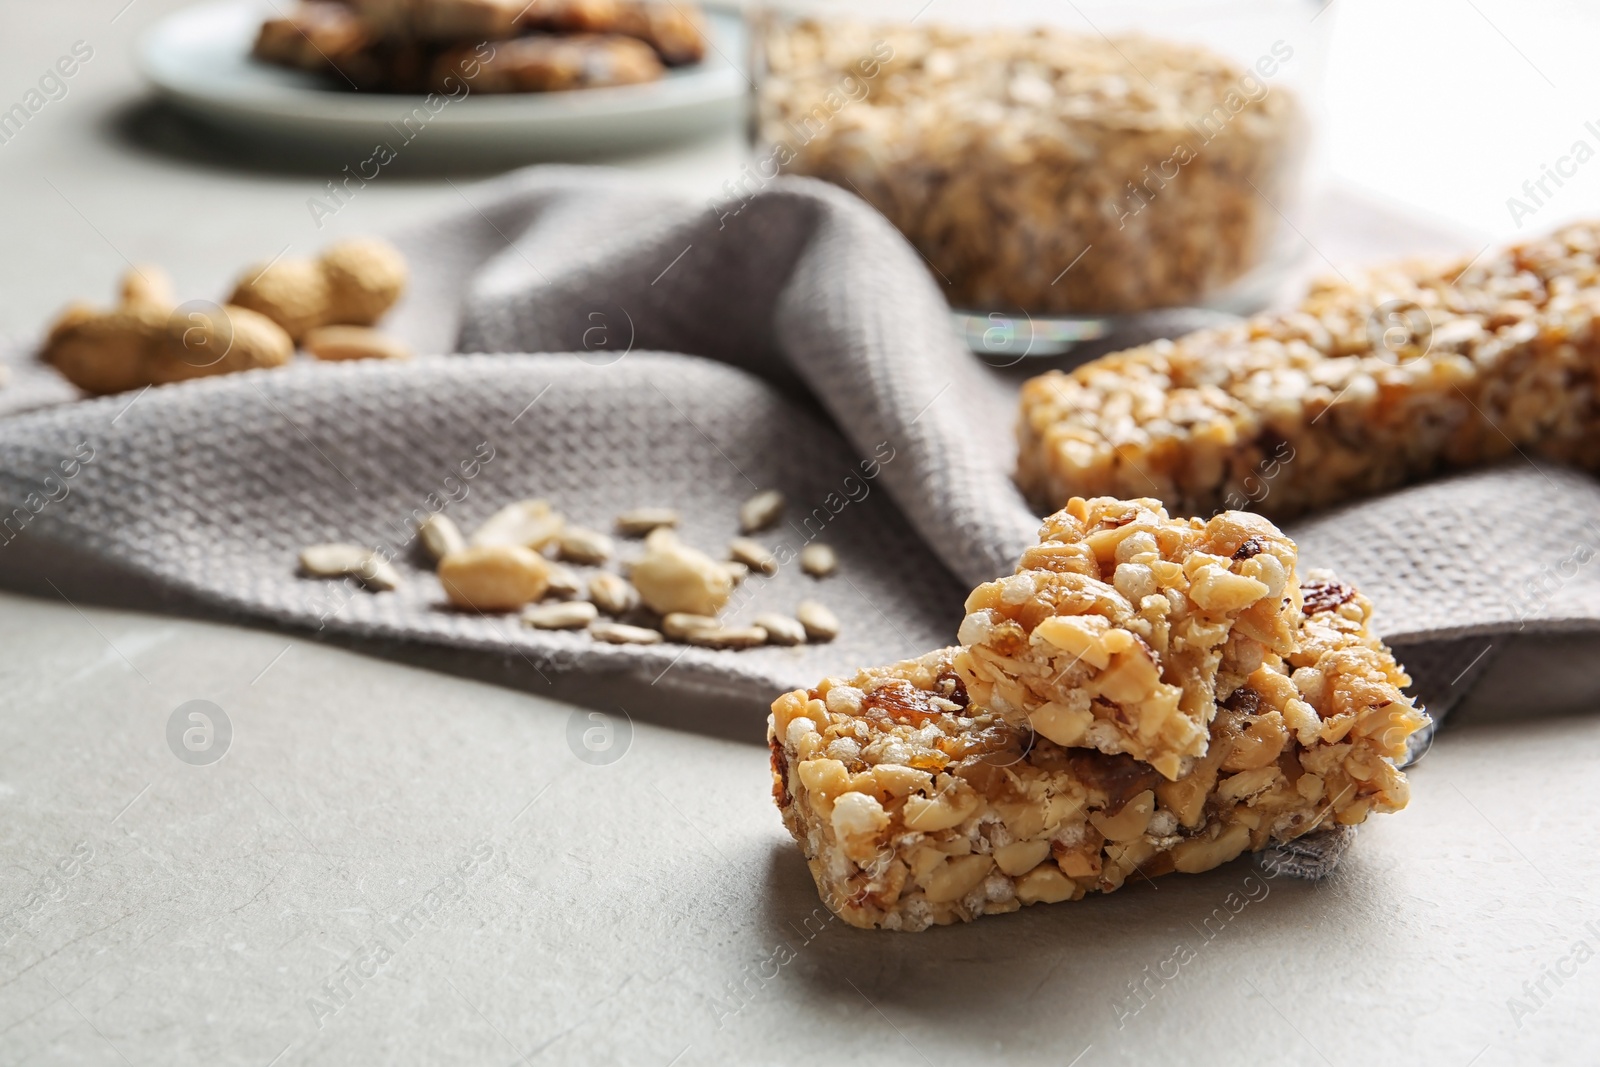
[
  {"left": 1017, "top": 220, "right": 1600, "bottom": 520},
  {"left": 769, "top": 579, "right": 1424, "bottom": 931},
  {"left": 953, "top": 497, "right": 1301, "bottom": 781}
]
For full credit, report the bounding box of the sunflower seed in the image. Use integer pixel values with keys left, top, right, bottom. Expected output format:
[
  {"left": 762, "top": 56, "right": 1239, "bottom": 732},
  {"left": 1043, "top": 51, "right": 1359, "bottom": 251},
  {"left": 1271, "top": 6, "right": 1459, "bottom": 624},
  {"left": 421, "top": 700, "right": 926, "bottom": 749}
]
[
  {"left": 299, "top": 543, "right": 401, "bottom": 591},
  {"left": 523, "top": 600, "right": 598, "bottom": 630},
  {"left": 753, "top": 612, "right": 807, "bottom": 646},
  {"left": 728, "top": 537, "right": 778, "bottom": 576},
  {"left": 558, "top": 526, "right": 614, "bottom": 565},
  {"left": 739, "top": 489, "right": 785, "bottom": 533},
  {"left": 796, "top": 600, "right": 840, "bottom": 642},
  {"left": 685, "top": 625, "right": 768, "bottom": 649},
  {"left": 662, "top": 612, "right": 720, "bottom": 640},
  {"left": 300, "top": 542, "right": 370, "bottom": 577},
  {"left": 615, "top": 507, "right": 679, "bottom": 536},
  {"left": 544, "top": 563, "right": 584, "bottom": 600},
  {"left": 470, "top": 499, "right": 565, "bottom": 550},
  {"left": 417, "top": 513, "right": 466, "bottom": 562},
  {"left": 800, "top": 542, "right": 837, "bottom": 578},
  {"left": 589, "top": 572, "right": 640, "bottom": 616},
  {"left": 589, "top": 621, "right": 663, "bottom": 645}
]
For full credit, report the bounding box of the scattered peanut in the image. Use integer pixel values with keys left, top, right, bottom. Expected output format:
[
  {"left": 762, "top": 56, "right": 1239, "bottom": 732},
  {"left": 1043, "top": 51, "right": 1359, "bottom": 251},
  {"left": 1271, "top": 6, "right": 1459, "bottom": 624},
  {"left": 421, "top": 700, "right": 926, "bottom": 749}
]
[
  {"left": 589, "top": 621, "right": 663, "bottom": 645},
  {"left": 630, "top": 528, "right": 733, "bottom": 616},
  {"left": 753, "top": 612, "right": 807, "bottom": 646},
  {"left": 438, "top": 544, "right": 550, "bottom": 612},
  {"left": 43, "top": 266, "right": 292, "bottom": 395},
  {"left": 739, "top": 489, "right": 785, "bottom": 533},
  {"left": 615, "top": 507, "right": 679, "bottom": 536},
  {"left": 230, "top": 258, "right": 328, "bottom": 341},
  {"left": 728, "top": 537, "right": 778, "bottom": 577},
  {"left": 319, "top": 237, "right": 408, "bottom": 326},
  {"left": 557, "top": 526, "right": 614, "bottom": 565},
  {"left": 799, "top": 543, "right": 837, "bottom": 578},
  {"left": 229, "top": 237, "right": 407, "bottom": 341},
  {"left": 588, "top": 572, "right": 640, "bottom": 616},
  {"left": 722, "top": 560, "right": 749, "bottom": 585},
  {"left": 470, "top": 499, "right": 564, "bottom": 550},
  {"left": 153, "top": 304, "right": 295, "bottom": 385},
  {"left": 302, "top": 325, "right": 411, "bottom": 361},
  {"left": 298, "top": 542, "right": 401, "bottom": 591},
  {"left": 796, "top": 600, "right": 840, "bottom": 642},
  {"left": 523, "top": 600, "right": 598, "bottom": 630},
  {"left": 416, "top": 513, "right": 466, "bottom": 562}
]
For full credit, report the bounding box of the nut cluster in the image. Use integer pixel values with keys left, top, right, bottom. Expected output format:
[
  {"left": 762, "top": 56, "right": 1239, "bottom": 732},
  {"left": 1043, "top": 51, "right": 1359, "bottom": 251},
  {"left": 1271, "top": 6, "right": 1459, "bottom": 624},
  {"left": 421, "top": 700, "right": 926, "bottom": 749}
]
[
  {"left": 42, "top": 238, "right": 410, "bottom": 397},
  {"left": 768, "top": 497, "right": 1426, "bottom": 931},
  {"left": 955, "top": 497, "right": 1299, "bottom": 780},
  {"left": 755, "top": 19, "right": 1302, "bottom": 314},
  {"left": 1018, "top": 219, "right": 1600, "bottom": 518}
]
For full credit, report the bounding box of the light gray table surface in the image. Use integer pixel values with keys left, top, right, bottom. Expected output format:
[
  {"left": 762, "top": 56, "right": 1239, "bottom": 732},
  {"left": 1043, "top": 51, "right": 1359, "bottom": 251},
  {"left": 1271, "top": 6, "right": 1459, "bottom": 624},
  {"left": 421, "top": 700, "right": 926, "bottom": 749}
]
[{"left": 3, "top": 1, "right": 1600, "bottom": 1064}]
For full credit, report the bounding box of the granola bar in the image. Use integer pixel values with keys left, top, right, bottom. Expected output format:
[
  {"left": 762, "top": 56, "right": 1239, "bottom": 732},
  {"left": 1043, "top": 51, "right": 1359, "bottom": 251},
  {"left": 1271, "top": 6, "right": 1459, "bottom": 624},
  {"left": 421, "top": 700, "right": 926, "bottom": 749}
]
[
  {"left": 1018, "top": 220, "right": 1600, "bottom": 519},
  {"left": 764, "top": 499, "right": 1427, "bottom": 927},
  {"left": 753, "top": 19, "right": 1303, "bottom": 314},
  {"left": 769, "top": 574, "right": 1423, "bottom": 930},
  {"left": 953, "top": 497, "right": 1300, "bottom": 780}
]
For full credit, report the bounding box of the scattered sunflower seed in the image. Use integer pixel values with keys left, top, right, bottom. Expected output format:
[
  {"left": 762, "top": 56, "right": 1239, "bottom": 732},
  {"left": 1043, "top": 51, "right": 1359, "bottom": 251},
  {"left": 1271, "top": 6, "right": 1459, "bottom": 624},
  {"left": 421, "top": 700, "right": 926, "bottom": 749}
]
[
  {"left": 796, "top": 600, "right": 840, "bottom": 642},
  {"left": 544, "top": 563, "right": 584, "bottom": 600},
  {"left": 300, "top": 542, "right": 370, "bottom": 577},
  {"left": 471, "top": 499, "right": 565, "bottom": 551},
  {"left": 753, "top": 612, "right": 807, "bottom": 646},
  {"left": 723, "top": 560, "right": 750, "bottom": 585},
  {"left": 800, "top": 542, "right": 837, "bottom": 578},
  {"left": 685, "top": 625, "right": 768, "bottom": 650},
  {"left": 589, "top": 621, "right": 664, "bottom": 645},
  {"left": 615, "top": 507, "right": 679, "bottom": 536},
  {"left": 739, "top": 489, "right": 785, "bottom": 533},
  {"left": 589, "top": 572, "right": 640, "bottom": 616},
  {"left": 558, "top": 526, "right": 614, "bottom": 565},
  {"left": 417, "top": 513, "right": 467, "bottom": 562},
  {"left": 662, "top": 612, "right": 720, "bottom": 641},
  {"left": 728, "top": 537, "right": 779, "bottom": 576},
  {"left": 523, "top": 600, "right": 598, "bottom": 630},
  {"left": 299, "top": 543, "right": 402, "bottom": 591}
]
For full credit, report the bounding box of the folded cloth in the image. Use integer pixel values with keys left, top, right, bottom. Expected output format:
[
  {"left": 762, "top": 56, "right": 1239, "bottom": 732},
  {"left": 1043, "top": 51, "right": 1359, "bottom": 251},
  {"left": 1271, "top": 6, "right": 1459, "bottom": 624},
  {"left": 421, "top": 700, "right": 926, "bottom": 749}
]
[{"left": 0, "top": 167, "right": 1592, "bottom": 876}]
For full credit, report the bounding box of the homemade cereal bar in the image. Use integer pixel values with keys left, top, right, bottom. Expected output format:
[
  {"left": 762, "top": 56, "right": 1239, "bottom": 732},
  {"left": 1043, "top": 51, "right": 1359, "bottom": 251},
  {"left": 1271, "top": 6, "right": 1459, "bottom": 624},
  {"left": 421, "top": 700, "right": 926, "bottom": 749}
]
[
  {"left": 770, "top": 577, "right": 1423, "bottom": 930},
  {"left": 754, "top": 19, "right": 1302, "bottom": 314},
  {"left": 953, "top": 497, "right": 1301, "bottom": 781},
  {"left": 1017, "top": 221, "right": 1600, "bottom": 519}
]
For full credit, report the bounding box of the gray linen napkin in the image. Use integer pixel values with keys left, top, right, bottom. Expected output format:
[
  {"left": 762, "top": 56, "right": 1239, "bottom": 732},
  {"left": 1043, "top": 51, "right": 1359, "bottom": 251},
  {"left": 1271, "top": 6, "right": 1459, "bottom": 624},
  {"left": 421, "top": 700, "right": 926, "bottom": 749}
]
[{"left": 1, "top": 167, "right": 1591, "bottom": 877}]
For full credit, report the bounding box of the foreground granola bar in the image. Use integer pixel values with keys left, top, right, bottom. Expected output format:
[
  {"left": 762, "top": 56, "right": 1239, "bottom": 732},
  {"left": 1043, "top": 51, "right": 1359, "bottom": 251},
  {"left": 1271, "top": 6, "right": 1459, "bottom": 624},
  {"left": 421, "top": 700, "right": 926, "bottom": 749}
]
[
  {"left": 953, "top": 498, "right": 1300, "bottom": 780},
  {"left": 1017, "top": 221, "right": 1600, "bottom": 519},
  {"left": 769, "top": 579, "right": 1423, "bottom": 931}
]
